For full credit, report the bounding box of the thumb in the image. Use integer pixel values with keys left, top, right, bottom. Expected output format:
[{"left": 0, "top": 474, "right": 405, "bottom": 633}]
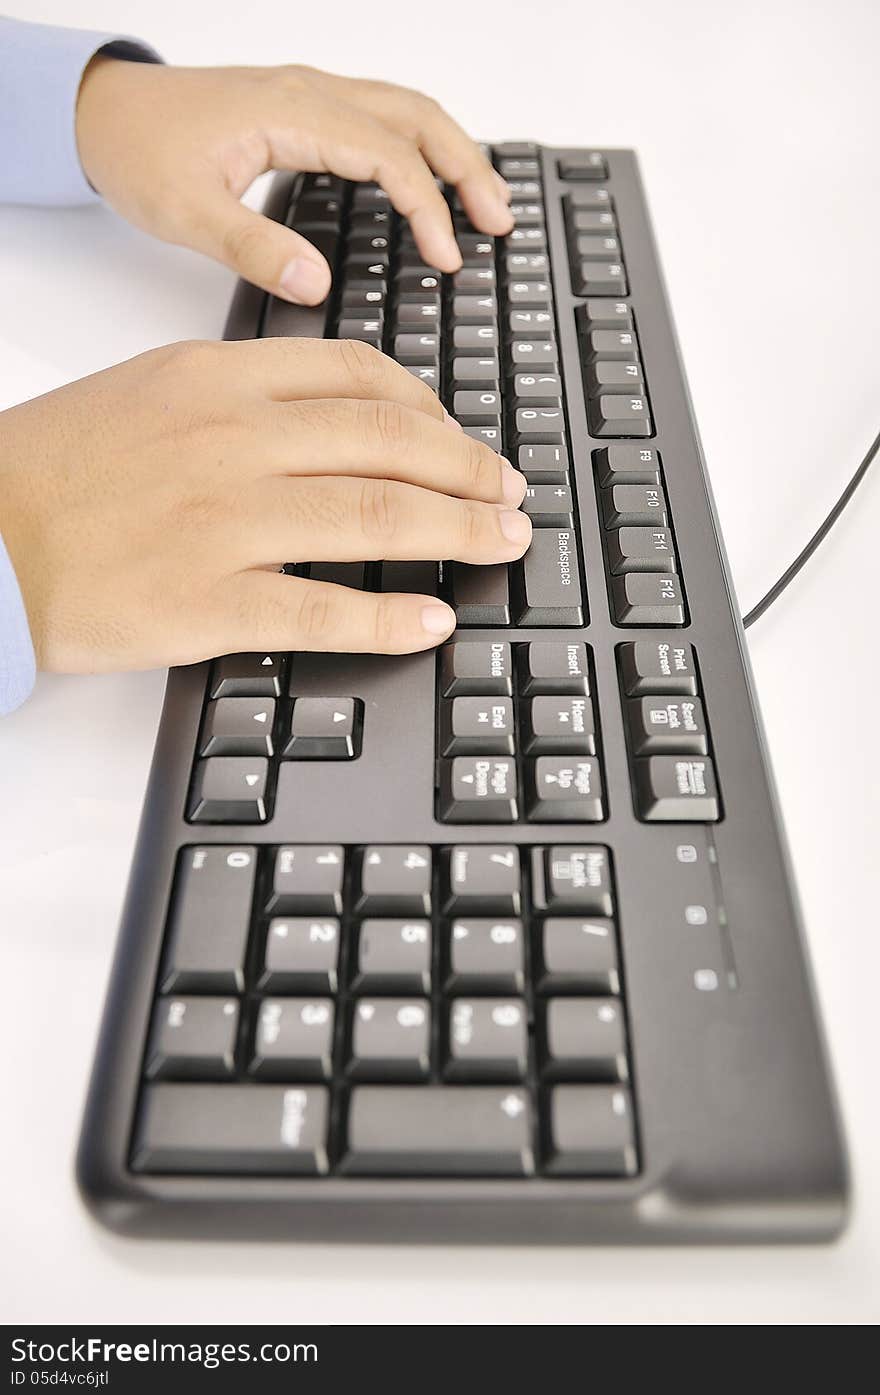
[{"left": 190, "top": 191, "right": 332, "bottom": 304}]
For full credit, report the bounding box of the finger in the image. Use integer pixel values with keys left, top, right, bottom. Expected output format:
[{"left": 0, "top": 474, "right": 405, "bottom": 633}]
[
  {"left": 183, "top": 189, "right": 332, "bottom": 303},
  {"left": 291, "top": 97, "right": 462, "bottom": 271},
  {"left": 238, "top": 474, "right": 532, "bottom": 566},
  {"left": 219, "top": 572, "right": 456, "bottom": 654},
  {"left": 253, "top": 397, "right": 526, "bottom": 505},
  {"left": 342, "top": 82, "right": 513, "bottom": 236},
  {"left": 220, "top": 337, "right": 448, "bottom": 424}
]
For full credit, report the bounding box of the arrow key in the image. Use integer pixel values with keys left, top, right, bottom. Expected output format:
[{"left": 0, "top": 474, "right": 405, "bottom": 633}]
[
  {"left": 199, "top": 698, "right": 276, "bottom": 757},
  {"left": 284, "top": 697, "right": 361, "bottom": 760},
  {"left": 187, "top": 758, "right": 268, "bottom": 823}
]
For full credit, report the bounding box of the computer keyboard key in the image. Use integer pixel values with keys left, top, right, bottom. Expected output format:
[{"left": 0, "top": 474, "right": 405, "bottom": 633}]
[
  {"left": 594, "top": 444, "right": 661, "bottom": 486},
  {"left": 453, "top": 324, "right": 499, "bottom": 353},
  {"left": 250, "top": 999, "right": 335, "bottom": 1081},
  {"left": 444, "top": 844, "right": 522, "bottom": 914},
  {"left": 209, "top": 653, "right": 283, "bottom": 699},
  {"left": 451, "top": 355, "right": 500, "bottom": 389},
  {"left": 396, "top": 268, "right": 442, "bottom": 297},
  {"left": 513, "top": 372, "right": 563, "bottom": 404},
  {"left": 532, "top": 845, "right": 614, "bottom": 916},
  {"left": 355, "top": 845, "right": 432, "bottom": 915},
  {"left": 187, "top": 757, "right": 268, "bottom": 823},
  {"left": 284, "top": 697, "right": 360, "bottom": 760},
  {"left": 439, "top": 697, "right": 516, "bottom": 756},
  {"left": 507, "top": 282, "right": 552, "bottom": 311},
  {"left": 565, "top": 186, "right": 612, "bottom": 210},
  {"left": 509, "top": 204, "right": 546, "bottom": 228},
  {"left": 342, "top": 1086, "right": 534, "bottom": 1175},
  {"left": 541, "top": 998, "right": 628, "bottom": 1081},
  {"left": 510, "top": 339, "right": 558, "bottom": 368},
  {"left": 572, "top": 262, "right": 628, "bottom": 298},
  {"left": 452, "top": 389, "right": 502, "bottom": 425},
  {"left": 493, "top": 141, "right": 539, "bottom": 158},
  {"left": 589, "top": 393, "right": 651, "bottom": 437},
  {"left": 558, "top": 151, "right": 608, "bottom": 180},
  {"left": 259, "top": 917, "right": 340, "bottom": 993},
  {"left": 439, "top": 641, "right": 513, "bottom": 696},
  {"left": 528, "top": 757, "right": 604, "bottom": 822},
  {"left": 575, "top": 235, "right": 622, "bottom": 261},
  {"left": 446, "top": 919, "right": 526, "bottom": 995},
  {"left": 446, "top": 999, "right": 528, "bottom": 1081},
  {"left": 132, "top": 1085, "right": 330, "bottom": 1175},
  {"left": 395, "top": 301, "right": 441, "bottom": 327},
  {"left": 452, "top": 294, "right": 498, "bottom": 323},
  {"left": 603, "top": 483, "right": 667, "bottom": 527},
  {"left": 505, "top": 252, "right": 550, "bottom": 278},
  {"left": 524, "top": 697, "right": 595, "bottom": 754},
  {"left": 508, "top": 310, "right": 555, "bottom": 338},
  {"left": 403, "top": 364, "right": 439, "bottom": 390},
  {"left": 517, "top": 641, "right": 590, "bottom": 695},
  {"left": 342, "top": 287, "right": 386, "bottom": 313},
  {"left": 160, "top": 846, "right": 256, "bottom": 993},
  {"left": 517, "top": 443, "right": 570, "bottom": 482},
  {"left": 451, "top": 267, "right": 496, "bottom": 292},
  {"left": 634, "top": 756, "right": 721, "bottom": 821},
  {"left": 394, "top": 331, "right": 439, "bottom": 361},
  {"left": 581, "top": 298, "right": 631, "bottom": 328},
  {"left": 198, "top": 698, "right": 276, "bottom": 757},
  {"left": 606, "top": 526, "right": 676, "bottom": 574},
  {"left": 514, "top": 408, "right": 566, "bottom": 444},
  {"left": 581, "top": 327, "right": 640, "bottom": 361},
  {"left": 571, "top": 210, "right": 618, "bottom": 233},
  {"left": 618, "top": 640, "right": 698, "bottom": 696},
  {"left": 145, "top": 997, "right": 239, "bottom": 1080},
  {"left": 522, "top": 483, "right": 574, "bottom": 528},
  {"left": 348, "top": 999, "right": 431, "bottom": 1080},
  {"left": 439, "top": 757, "right": 519, "bottom": 823},
  {"left": 509, "top": 227, "right": 547, "bottom": 252},
  {"left": 612, "top": 573, "right": 685, "bottom": 625},
  {"left": 336, "top": 318, "right": 383, "bottom": 348},
  {"left": 544, "top": 1086, "right": 638, "bottom": 1176},
  {"left": 503, "top": 179, "right": 542, "bottom": 199},
  {"left": 268, "top": 846, "right": 345, "bottom": 915},
  {"left": 354, "top": 920, "right": 432, "bottom": 994},
  {"left": 513, "top": 528, "right": 584, "bottom": 626},
  {"left": 538, "top": 919, "right": 620, "bottom": 995},
  {"left": 589, "top": 359, "right": 645, "bottom": 394},
  {"left": 627, "top": 696, "right": 708, "bottom": 755},
  {"left": 497, "top": 157, "right": 541, "bottom": 178}
]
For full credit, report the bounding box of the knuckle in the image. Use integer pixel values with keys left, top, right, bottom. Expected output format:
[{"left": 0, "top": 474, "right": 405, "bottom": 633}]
[
  {"left": 357, "top": 477, "right": 400, "bottom": 544},
  {"left": 461, "top": 437, "right": 494, "bottom": 494},
  {"left": 459, "top": 499, "right": 486, "bottom": 552},
  {"left": 293, "top": 584, "right": 338, "bottom": 646},
  {"left": 359, "top": 397, "right": 412, "bottom": 454},
  {"left": 221, "top": 219, "right": 265, "bottom": 271},
  {"left": 336, "top": 338, "right": 390, "bottom": 395},
  {"left": 369, "top": 593, "right": 399, "bottom": 650}
]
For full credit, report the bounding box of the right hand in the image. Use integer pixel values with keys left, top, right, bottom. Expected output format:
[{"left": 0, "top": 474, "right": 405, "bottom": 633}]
[{"left": 0, "top": 338, "right": 530, "bottom": 673}]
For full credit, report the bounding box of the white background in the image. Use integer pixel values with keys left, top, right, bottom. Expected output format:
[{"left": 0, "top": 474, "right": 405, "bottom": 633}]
[{"left": 1, "top": 0, "right": 878, "bottom": 1325}]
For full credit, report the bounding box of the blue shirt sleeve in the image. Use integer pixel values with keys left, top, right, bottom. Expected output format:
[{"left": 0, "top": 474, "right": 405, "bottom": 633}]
[
  {"left": 0, "top": 18, "right": 161, "bottom": 713},
  {"left": 0, "top": 16, "right": 161, "bottom": 205}
]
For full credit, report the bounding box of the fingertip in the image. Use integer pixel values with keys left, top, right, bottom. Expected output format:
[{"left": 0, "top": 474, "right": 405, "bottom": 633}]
[
  {"left": 279, "top": 255, "right": 332, "bottom": 305},
  {"left": 420, "top": 602, "right": 456, "bottom": 638}
]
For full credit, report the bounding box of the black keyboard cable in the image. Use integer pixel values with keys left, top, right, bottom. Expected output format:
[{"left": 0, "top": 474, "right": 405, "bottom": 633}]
[{"left": 742, "top": 424, "right": 880, "bottom": 629}]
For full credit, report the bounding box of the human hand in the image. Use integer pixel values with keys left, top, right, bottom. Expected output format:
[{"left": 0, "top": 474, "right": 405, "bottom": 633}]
[
  {"left": 75, "top": 60, "right": 512, "bottom": 303},
  {"left": 0, "top": 338, "right": 529, "bottom": 673}
]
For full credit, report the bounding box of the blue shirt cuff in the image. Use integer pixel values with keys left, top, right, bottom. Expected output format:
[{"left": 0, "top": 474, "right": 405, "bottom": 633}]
[
  {"left": 0, "top": 530, "right": 36, "bottom": 715},
  {"left": 0, "top": 17, "right": 161, "bottom": 207}
]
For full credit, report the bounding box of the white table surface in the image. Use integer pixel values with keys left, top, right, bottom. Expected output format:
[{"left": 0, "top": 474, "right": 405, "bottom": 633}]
[{"left": 1, "top": 0, "right": 878, "bottom": 1326}]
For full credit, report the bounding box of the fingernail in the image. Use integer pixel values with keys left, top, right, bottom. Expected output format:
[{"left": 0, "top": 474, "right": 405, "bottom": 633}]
[
  {"left": 498, "top": 509, "right": 532, "bottom": 546},
  {"left": 501, "top": 462, "right": 526, "bottom": 505},
  {"left": 421, "top": 603, "right": 456, "bottom": 636},
  {"left": 443, "top": 407, "right": 464, "bottom": 431},
  {"left": 279, "top": 257, "right": 330, "bottom": 304}
]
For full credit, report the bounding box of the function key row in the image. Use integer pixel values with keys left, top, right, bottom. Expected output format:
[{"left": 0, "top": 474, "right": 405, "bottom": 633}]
[
  {"left": 594, "top": 445, "right": 685, "bottom": 625},
  {"left": 436, "top": 642, "right": 605, "bottom": 824},
  {"left": 576, "top": 300, "right": 653, "bottom": 439},
  {"left": 618, "top": 641, "right": 721, "bottom": 821}
]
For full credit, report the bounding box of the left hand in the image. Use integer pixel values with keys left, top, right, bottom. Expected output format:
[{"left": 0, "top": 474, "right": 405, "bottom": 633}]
[{"left": 75, "top": 60, "right": 513, "bottom": 303}]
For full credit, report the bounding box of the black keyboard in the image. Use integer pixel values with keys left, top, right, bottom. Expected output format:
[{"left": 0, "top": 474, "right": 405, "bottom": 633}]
[{"left": 77, "top": 145, "right": 848, "bottom": 1242}]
